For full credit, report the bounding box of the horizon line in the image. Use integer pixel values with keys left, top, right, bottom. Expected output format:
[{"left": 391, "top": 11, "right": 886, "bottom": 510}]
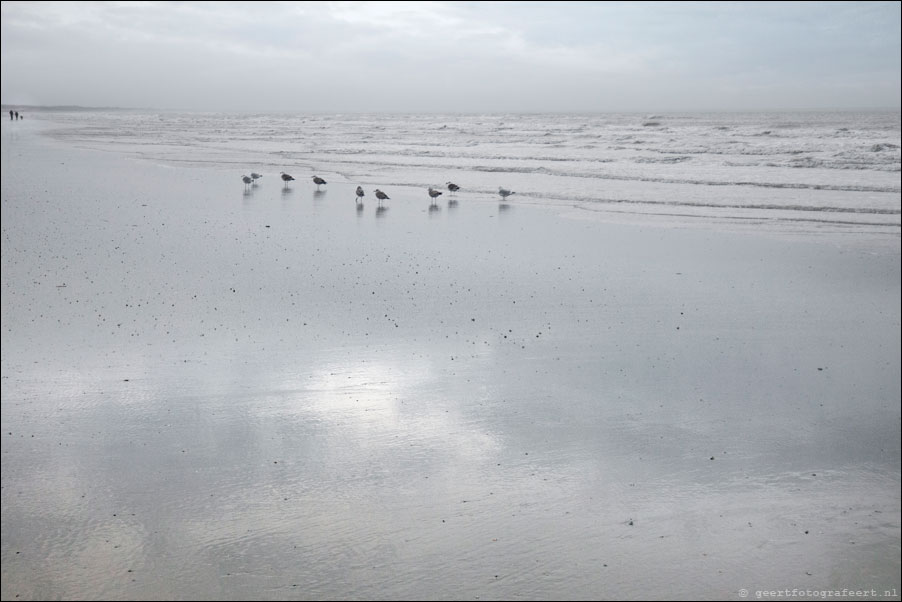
[{"left": 2, "top": 103, "right": 900, "bottom": 115}]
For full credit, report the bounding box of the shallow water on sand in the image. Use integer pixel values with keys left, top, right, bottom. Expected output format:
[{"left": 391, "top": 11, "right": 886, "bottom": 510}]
[
  {"left": 2, "top": 119, "right": 900, "bottom": 600},
  {"left": 38, "top": 109, "right": 902, "bottom": 235}
]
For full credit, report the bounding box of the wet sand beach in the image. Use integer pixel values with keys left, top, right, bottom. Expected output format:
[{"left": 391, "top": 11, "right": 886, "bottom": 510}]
[{"left": 2, "top": 119, "right": 900, "bottom": 600}]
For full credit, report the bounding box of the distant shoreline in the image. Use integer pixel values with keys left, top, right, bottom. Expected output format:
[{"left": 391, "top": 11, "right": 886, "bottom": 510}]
[
  {"left": 2, "top": 104, "right": 900, "bottom": 115},
  {"left": 0, "top": 104, "right": 152, "bottom": 112}
]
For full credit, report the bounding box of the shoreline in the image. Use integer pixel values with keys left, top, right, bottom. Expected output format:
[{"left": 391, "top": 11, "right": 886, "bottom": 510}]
[
  {"left": 2, "top": 118, "right": 900, "bottom": 600},
  {"left": 12, "top": 110, "right": 902, "bottom": 240}
]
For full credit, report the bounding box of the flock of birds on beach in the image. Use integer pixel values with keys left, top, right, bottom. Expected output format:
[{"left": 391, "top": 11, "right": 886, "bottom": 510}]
[{"left": 241, "top": 172, "right": 516, "bottom": 206}]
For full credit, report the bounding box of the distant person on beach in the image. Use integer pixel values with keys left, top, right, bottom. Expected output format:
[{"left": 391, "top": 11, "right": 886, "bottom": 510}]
[
  {"left": 15, "top": 111, "right": 19, "bottom": 120},
  {"left": 8, "top": 110, "right": 12, "bottom": 120}
]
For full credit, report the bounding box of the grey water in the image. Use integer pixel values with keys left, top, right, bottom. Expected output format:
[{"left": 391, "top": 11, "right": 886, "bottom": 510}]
[{"left": 42, "top": 109, "right": 901, "bottom": 233}]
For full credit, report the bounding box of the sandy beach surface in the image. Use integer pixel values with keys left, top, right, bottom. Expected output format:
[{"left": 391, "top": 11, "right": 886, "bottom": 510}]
[{"left": 2, "top": 118, "right": 900, "bottom": 600}]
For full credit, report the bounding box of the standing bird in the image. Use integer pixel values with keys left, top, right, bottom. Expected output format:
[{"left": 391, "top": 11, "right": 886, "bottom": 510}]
[
  {"left": 446, "top": 182, "right": 460, "bottom": 194},
  {"left": 281, "top": 172, "right": 295, "bottom": 187},
  {"left": 428, "top": 187, "right": 443, "bottom": 206},
  {"left": 498, "top": 187, "right": 515, "bottom": 200},
  {"left": 242, "top": 175, "right": 253, "bottom": 190},
  {"left": 312, "top": 175, "right": 327, "bottom": 190},
  {"left": 356, "top": 186, "right": 365, "bottom": 204},
  {"left": 250, "top": 172, "right": 263, "bottom": 184},
  {"left": 374, "top": 189, "right": 390, "bottom": 207}
]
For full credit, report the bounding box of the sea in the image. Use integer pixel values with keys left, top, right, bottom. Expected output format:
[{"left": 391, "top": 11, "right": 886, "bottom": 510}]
[{"left": 31, "top": 109, "right": 902, "bottom": 234}]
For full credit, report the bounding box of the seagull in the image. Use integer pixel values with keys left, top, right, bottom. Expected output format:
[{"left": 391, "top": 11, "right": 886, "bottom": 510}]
[
  {"left": 498, "top": 187, "right": 515, "bottom": 200},
  {"left": 250, "top": 172, "right": 263, "bottom": 183},
  {"left": 446, "top": 182, "right": 460, "bottom": 194},
  {"left": 428, "top": 187, "right": 443, "bottom": 205},
  {"left": 374, "top": 189, "right": 390, "bottom": 207},
  {"left": 280, "top": 172, "right": 295, "bottom": 187},
  {"left": 242, "top": 175, "right": 253, "bottom": 190},
  {"left": 356, "top": 186, "right": 365, "bottom": 203},
  {"left": 312, "top": 175, "right": 327, "bottom": 190}
]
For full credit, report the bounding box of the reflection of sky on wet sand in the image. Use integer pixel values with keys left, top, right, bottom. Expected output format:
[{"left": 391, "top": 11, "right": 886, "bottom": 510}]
[
  {"left": 7, "top": 314, "right": 902, "bottom": 602},
  {"left": 4, "top": 333, "right": 900, "bottom": 599},
  {"left": 2, "top": 132, "right": 899, "bottom": 599},
  {"left": 4, "top": 345, "right": 528, "bottom": 599}
]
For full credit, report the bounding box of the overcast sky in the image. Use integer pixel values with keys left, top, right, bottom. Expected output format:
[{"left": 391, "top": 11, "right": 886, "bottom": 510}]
[{"left": 2, "top": 1, "right": 900, "bottom": 112}]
